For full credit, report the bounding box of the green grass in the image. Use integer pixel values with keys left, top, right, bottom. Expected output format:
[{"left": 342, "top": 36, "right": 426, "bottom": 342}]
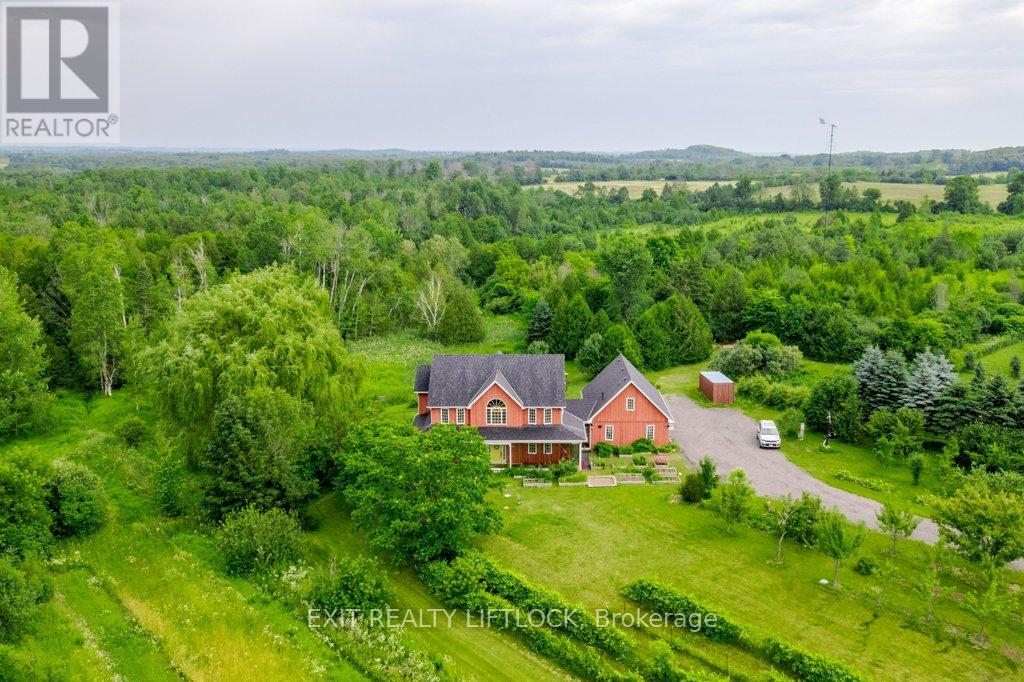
[
  {"left": 348, "top": 315, "right": 526, "bottom": 422},
  {"left": 482, "top": 483, "right": 1024, "bottom": 681},
  {"left": 0, "top": 392, "right": 366, "bottom": 680},
  {"left": 305, "top": 493, "right": 570, "bottom": 681}
]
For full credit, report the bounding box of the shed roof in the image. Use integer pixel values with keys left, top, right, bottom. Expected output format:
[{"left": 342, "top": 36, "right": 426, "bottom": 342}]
[{"left": 699, "top": 370, "right": 733, "bottom": 384}]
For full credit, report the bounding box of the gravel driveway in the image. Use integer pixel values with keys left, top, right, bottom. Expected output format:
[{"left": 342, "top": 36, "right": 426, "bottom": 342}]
[
  {"left": 666, "top": 393, "right": 1024, "bottom": 571},
  {"left": 666, "top": 393, "right": 939, "bottom": 539}
]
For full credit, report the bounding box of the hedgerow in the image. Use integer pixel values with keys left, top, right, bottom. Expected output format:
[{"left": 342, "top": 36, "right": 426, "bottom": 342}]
[{"left": 622, "top": 579, "right": 865, "bottom": 682}]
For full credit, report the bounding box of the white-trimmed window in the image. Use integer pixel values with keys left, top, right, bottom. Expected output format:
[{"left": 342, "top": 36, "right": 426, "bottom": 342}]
[
  {"left": 440, "top": 409, "right": 450, "bottom": 424},
  {"left": 544, "top": 443, "right": 553, "bottom": 455},
  {"left": 456, "top": 408, "right": 465, "bottom": 425},
  {"left": 646, "top": 424, "right": 655, "bottom": 440},
  {"left": 528, "top": 443, "right": 537, "bottom": 454},
  {"left": 626, "top": 397, "right": 635, "bottom": 412},
  {"left": 486, "top": 399, "right": 507, "bottom": 425},
  {"left": 544, "top": 408, "right": 552, "bottom": 424},
  {"left": 604, "top": 425, "right": 614, "bottom": 441},
  {"left": 528, "top": 408, "right": 537, "bottom": 424}
]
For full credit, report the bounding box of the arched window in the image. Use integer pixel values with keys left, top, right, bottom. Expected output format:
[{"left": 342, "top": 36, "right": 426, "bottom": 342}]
[{"left": 486, "top": 399, "right": 507, "bottom": 425}]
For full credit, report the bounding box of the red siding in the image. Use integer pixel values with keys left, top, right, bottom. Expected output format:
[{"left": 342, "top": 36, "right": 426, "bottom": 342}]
[
  {"left": 590, "top": 383, "right": 671, "bottom": 446},
  {"left": 417, "top": 393, "right": 428, "bottom": 414}
]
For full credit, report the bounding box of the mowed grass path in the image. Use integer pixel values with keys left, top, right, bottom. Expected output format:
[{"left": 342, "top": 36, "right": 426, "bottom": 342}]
[{"left": 483, "top": 484, "right": 1024, "bottom": 681}]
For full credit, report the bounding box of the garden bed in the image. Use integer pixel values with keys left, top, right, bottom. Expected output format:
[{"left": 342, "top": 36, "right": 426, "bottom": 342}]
[{"left": 586, "top": 475, "right": 617, "bottom": 488}]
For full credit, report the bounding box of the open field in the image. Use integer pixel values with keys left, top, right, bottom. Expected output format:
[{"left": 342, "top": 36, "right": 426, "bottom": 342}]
[{"left": 544, "top": 177, "right": 1013, "bottom": 207}]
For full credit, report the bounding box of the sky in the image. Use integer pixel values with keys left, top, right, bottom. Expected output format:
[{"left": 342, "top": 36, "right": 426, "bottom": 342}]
[{"left": 122, "top": 0, "right": 1024, "bottom": 153}]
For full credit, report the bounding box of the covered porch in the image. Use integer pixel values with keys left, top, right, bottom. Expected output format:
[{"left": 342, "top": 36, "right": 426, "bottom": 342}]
[{"left": 487, "top": 441, "right": 583, "bottom": 470}]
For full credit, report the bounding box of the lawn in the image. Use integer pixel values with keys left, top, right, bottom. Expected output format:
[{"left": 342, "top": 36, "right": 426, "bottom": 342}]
[{"left": 482, "top": 483, "right": 1024, "bottom": 681}]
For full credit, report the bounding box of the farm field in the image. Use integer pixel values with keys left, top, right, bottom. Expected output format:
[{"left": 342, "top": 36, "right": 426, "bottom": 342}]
[
  {"left": 545, "top": 177, "right": 1013, "bottom": 207},
  {"left": 483, "top": 482, "right": 1024, "bottom": 681}
]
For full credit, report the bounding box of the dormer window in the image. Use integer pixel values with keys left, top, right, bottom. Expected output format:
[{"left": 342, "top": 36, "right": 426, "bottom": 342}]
[
  {"left": 528, "top": 408, "right": 537, "bottom": 424},
  {"left": 626, "top": 397, "right": 635, "bottom": 411},
  {"left": 486, "top": 399, "right": 507, "bottom": 425}
]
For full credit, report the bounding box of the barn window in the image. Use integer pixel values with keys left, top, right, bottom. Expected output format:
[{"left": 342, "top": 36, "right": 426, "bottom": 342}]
[
  {"left": 646, "top": 424, "right": 655, "bottom": 440},
  {"left": 605, "top": 425, "right": 614, "bottom": 441},
  {"left": 528, "top": 443, "right": 537, "bottom": 454},
  {"left": 440, "top": 409, "right": 450, "bottom": 424},
  {"left": 544, "top": 443, "right": 553, "bottom": 455},
  {"left": 528, "top": 408, "right": 537, "bottom": 424},
  {"left": 486, "top": 399, "right": 507, "bottom": 425},
  {"left": 626, "top": 397, "right": 635, "bottom": 411},
  {"left": 544, "top": 408, "right": 552, "bottom": 424},
  {"left": 456, "top": 408, "right": 465, "bottom": 425}
]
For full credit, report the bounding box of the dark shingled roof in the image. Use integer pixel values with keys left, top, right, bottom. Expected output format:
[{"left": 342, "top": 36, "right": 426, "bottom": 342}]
[
  {"left": 411, "top": 413, "right": 584, "bottom": 442},
  {"left": 476, "top": 424, "right": 585, "bottom": 442},
  {"left": 424, "top": 354, "right": 567, "bottom": 407},
  {"left": 565, "top": 398, "right": 597, "bottom": 421},
  {"left": 579, "top": 355, "right": 672, "bottom": 422},
  {"left": 414, "top": 365, "right": 431, "bottom": 392}
]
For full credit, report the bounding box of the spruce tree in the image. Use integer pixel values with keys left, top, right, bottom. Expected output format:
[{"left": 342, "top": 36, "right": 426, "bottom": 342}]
[
  {"left": 526, "top": 298, "right": 552, "bottom": 344},
  {"left": 931, "top": 383, "right": 973, "bottom": 432},
  {"left": 710, "top": 266, "right": 747, "bottom": 343},
  {"left": 903, "top": 349, "right": 957, "bottom": 420},
  {"left": 576, "top": 333, "right": 605, "bottom": 377},
  {"left": 853, "top": 346, "right": 886, "bottom": 412},
  {"left": 548, "top": 293, "right": 592, "bottom": 359},
  {"left": 878, "top": 350, "right": 909, "bottom": 410},
  {"left": 433, "top": 284, "right": 485, "bottom": 345}
]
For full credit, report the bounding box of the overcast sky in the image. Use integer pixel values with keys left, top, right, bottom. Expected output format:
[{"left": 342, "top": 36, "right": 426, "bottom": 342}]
[{"left": 122, "top": 0, "right": 1024, "bottom": 153}]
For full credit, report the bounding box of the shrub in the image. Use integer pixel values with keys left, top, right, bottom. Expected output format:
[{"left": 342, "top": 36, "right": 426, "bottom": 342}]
[
  {"left": 152, "top": 451, "right": 199, "bottom": 518},
  {"left": 834, "top": 470, "right": 895, "bottom": 494},
  {"left": 217, "top": 506, "right": 302, "bottom": 576},
  {"left": 736, "top": 375, "right": 808, "bottom": 409},
  {"left": 854, "top": 557, "right": 878, "bottom": 576},
  {"left": 593, "top": 442, "right": 616, "bottom": 458},
  {"left": 113, "top": 415, "right": 149, "bottom": 448},
  {"left": 629, "top": 438, "right": 656, "bottom": 454},
  {"left": 632, "top": 454, "right": 648, "bottom": 466},
  {"left": 778, "top": 408, "right": 803, "bottom": 438},
  {"left": 910, "top": 453, "right": 925, "bottom": 485},
  {"left": 306, "top": 555, "right": 395, "bottom": 616},
  {"left": 0, "top": 557, "right": 51, "bottom": 643},
  {"left": 47, "top": 460, "right": 106, "bottom": 538},
  {"left": 788, "top": 493, "right": 824, "bottom": 547},
  {"left": 622, "top": 579, "right": 742, "bottom": 643},
  {"left": 804, "top": 374, "right": 863, "bottom": 442},
  {"left": 0, "top": 458, "right": 53, "bottom": 559},
  {"left": 712, "top": 334, "right": 802, "bottom": 379},
  {"left": 679, "top": 474, "right": 705, "bottom": 504}
]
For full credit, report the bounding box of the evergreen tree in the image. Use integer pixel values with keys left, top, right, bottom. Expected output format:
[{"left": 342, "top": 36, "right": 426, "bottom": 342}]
[
  {"left": 853, "top": 346, "right": 886, "bottom": 412},
  {"left": 633, "top": 295, "right": 712, "bottom": 371},
  {"left": 590, "top": 308, "right": 611, "bottom": 336},
  {"left": 670, "top": 259, "right": 712, "bottom": 316},
  {"left": 548, "top": 293, "right": 592, "bottom": 359},
  {"left": 931, "top": 383, "right": 973, "bottom": 433},
  {"left": 903, "top": 348, "right": 957, "bottom": 420},
  {"left": 526, "top": 298, "right": 553, "bottom": 344},
  {"left": 979, "top": 375, "right": 1016, "bottom": 426},
  {"left": 576, "top": 333, "right": 605, "bottom": 377},
  {"left": 710, "top": 266, "right": 747, "bottom": 342},
  {"left": 433, "top": 284, "right": 485, "bottom": 345},
  {"left": 600, "top": 323, "right": 643, "bottom": 370},
  {"left": 878, "top": 350, "right": 910, "bottom": 410}
]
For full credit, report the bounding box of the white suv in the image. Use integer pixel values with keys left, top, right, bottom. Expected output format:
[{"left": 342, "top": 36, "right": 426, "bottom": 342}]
[{"left": 757, "top": 420, "right": 781, "bottom": 448}]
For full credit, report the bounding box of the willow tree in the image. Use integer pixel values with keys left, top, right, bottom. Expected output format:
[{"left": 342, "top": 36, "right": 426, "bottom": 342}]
[{"left": 143, "top": 265, "right": 362, "bottom": 449}]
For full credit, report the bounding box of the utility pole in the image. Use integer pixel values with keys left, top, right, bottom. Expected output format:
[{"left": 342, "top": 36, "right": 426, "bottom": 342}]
[{"left": 819, "top": 118, "right": 838, "bottom": 226}]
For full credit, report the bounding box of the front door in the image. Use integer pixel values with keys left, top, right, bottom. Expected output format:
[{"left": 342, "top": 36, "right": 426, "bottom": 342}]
[{"left": 488, "top": 444, "right": 509, "bottom": 467}]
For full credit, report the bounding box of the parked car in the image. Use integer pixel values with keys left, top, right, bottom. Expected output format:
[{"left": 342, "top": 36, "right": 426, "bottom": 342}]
[{"left": 757, "top": 420, "right": 781, "bottom": 448}]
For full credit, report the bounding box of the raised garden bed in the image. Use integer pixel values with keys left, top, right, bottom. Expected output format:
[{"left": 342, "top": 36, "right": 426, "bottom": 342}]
[
  {"left": 616, "top": 473, "right": 646, "bottom": 485},
  {"left": 587, "top": 475, "right": 617, "bottom": 488},
  {"left": 522, "top": 478, "right": 552, "bottom": 488},
  {"left": 558, "top": 480, "right": 587, "bottom": 487}
]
